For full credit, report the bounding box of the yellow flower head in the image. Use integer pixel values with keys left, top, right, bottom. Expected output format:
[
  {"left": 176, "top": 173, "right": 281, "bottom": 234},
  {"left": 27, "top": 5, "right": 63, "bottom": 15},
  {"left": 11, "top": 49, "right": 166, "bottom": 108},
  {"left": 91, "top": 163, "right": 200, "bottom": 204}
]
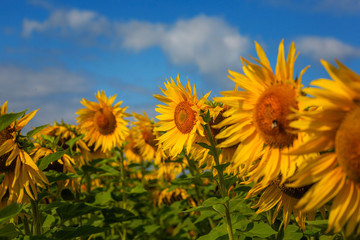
[
  {"left": 132, "top": 112, "right": 159, "bottom": 161},
  {"left": 0, "top": 102, "right": 48, "bottom": 204},
  {"left": 214, "top": 40, "right": 309, "bottom": 184},
  {"left": 289, "top": 60, "right": 360, "bottom": 236},
  {"left": 124, "top": 128, "right": 142, "bottom": 163},
  {"left": 76, "top": 90, "right": 130, "bottom": 153},
  {"left": 154, "top": 75, "right": 210, "bottom": 157}
]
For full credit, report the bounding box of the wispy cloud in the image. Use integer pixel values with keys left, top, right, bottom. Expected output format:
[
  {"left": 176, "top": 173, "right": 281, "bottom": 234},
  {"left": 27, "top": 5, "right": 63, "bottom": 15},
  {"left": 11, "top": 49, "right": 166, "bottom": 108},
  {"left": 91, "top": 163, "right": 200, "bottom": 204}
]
[
  {"left": 295, "top": 36, "right": 360, "bottom": 61},
  {"left": 22, "top": 9, "right": 250, "bottom": 85},
  {"left": 259, "top": 0, "right": 360, "bottom": 14},
  {"left": 0, "top": 65, "right": 92, "bottom": 130},
  {"left": 22, "top": 9, "right": 110, "bottom": 38}
]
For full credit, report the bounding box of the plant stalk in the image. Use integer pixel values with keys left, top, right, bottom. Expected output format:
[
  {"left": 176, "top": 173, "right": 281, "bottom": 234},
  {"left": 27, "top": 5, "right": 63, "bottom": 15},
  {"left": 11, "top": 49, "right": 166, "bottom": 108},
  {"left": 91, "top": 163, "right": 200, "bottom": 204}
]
[
  {"left": 203, "top": 123, "right": 234, "bottom": 240},
  {"left": 30, "top": 199, "right": 41, "bottom": 236}
]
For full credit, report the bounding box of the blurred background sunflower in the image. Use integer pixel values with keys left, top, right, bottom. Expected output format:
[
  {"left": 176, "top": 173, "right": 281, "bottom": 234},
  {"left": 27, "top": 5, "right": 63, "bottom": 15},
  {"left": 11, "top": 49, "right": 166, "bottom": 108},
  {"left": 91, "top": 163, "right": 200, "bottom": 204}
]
[{"left": 76, "top": 90, "right": 130, "bottom": 153}]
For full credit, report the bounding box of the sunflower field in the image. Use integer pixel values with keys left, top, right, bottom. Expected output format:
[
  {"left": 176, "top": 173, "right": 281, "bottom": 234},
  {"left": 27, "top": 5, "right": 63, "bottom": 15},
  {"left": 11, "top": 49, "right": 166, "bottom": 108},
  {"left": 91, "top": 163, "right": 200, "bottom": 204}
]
[{"left": 0, "top": 40, "right": 359, "bottom": 240}]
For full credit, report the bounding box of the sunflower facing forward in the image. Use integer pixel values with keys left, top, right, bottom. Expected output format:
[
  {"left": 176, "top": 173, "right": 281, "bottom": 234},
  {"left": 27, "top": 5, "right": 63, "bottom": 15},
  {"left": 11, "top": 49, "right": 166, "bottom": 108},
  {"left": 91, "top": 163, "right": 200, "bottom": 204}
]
[
  {"left": 214, "top": 40, "right": 309, "bottom": 184},
  {"left": 76, "top": 90, "right": 130, "bottom": 153},
  {"left": 289, "top": 60, "right": 360, "bottom": 237},
  {"left": 154, "top": 76, "right": 210, "bottom": 157}
]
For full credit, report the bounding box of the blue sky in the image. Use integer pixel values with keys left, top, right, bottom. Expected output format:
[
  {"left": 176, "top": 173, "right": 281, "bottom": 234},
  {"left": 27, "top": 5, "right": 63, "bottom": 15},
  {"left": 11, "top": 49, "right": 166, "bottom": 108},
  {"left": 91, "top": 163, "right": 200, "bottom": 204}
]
[{"left": 1, "top": 0, "right": 360, "bottom": 130}]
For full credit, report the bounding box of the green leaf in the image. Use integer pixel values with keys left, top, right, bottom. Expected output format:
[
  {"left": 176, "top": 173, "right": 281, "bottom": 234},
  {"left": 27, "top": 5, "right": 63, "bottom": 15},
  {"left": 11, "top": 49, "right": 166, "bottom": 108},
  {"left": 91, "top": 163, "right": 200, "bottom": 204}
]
[
  {"left": 65, "top": 134, "right": 84, "bottom": 150},
  {"left": 0, "top": 223, "right": 19, "bottom": 238},
  {"left": 54, "top": 225, "right": 108, "bottom": 239},
  {"left": 60, "top": 189, "right": 75, "bottom": 201},
  {"left": 26, "top": 124, "right": 48, "bottom": 138},
  {"left": 202, "top": 197, "right": 224, "bottom": 206},
  {"left": 37, "top": 151, "right": 65, "bottom": 171},
  {"left": 45, "top": 171, "right": 79, "bottom": 183},
  {"left": 42, "top": 214, "right": 56, "bottom": 230},
  {"left": 56, "top": 203, "right": 100, "bottom": 221},
  {"left": 213, "top": 162, "right": 230, "bottom": 173},
  {"left": 0, "top": 111, "right": 26, "bottom": 132},
  {"left": 144, "top": 225, "right": 160, "bottom": 234},
  {"left": 197, "top": 223, "right": 228, "bottom": 240},
  {"left": 194, "top": 210, "right": 217, "bottom": 224},
  {"left": 0, "top": 203, "right": 22, "bottom": 224},
  {"left": 183, "top": 205, "right": 214, "bottom": 213},
  {"left": 283, "top": 225, "right": 303, "bottom": 240},
  {"left": 212, "top": 204, "right": 226, "bottom": 216},
  {"left": 93, "top": 190, "right": 113, "bottom": 205},
  {"left": 196, "top": 142, "right": 212, "bottom": 150},
  {"left": 202, "top": 110, "right": 211, "bottom": 123},
  {"left": 82, "top": 165, "right": 104, "bottom": 173},
  {"left": 243, "top": 222, "right": 277, "bottom": 238},
  {"left": 130, "top": 185, "right": 147, "bottom": 194},
  {"left": 101, "top": 207, "right": 137, "bottom": 224}
]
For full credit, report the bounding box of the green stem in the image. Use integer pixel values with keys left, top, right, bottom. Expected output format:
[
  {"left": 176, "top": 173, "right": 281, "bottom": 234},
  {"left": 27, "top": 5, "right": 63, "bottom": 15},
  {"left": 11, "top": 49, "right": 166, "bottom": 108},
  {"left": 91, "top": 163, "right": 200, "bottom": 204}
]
[
  {"left": 119, "top": 148, "right": 127, "bottom": 240},
  {"left": 23, "top": 215, "right": 30, "bottom": 236},
  {"left": 203, "top": 123, "right": 234, "bottom": 240},
  {"left": 185, "top": 154, "right": 202, "bottom": 204},
  {"left": 30, "top": 199, "right": 41, "bottom": 236},
  {"left": 86, "top": 171, "right": 92, "bottom": 193}
]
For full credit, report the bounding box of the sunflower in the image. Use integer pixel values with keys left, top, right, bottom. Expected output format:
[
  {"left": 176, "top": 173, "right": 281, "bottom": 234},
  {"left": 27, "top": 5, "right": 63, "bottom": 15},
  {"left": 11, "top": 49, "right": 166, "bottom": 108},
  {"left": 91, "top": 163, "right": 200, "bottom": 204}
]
[
  {"left": 124, "top": 128, "right": 142, "bottom": 164},
  {"left": 214, "top": 40, "right": 309, "bottom": 184},
  {"left": 31, "top": 143, "right": 78, "bottom": 193},
  {"left": 76, "top": 90, "right": 130, "bottom": 153},
  {"left": 190, "top": 103, "right": 240, "bottom": 175},
  {"left": 153, "top": 187, "right": 193, "bottom": 207},
  {"left": 289, "top": 60, "right": 360, "bottom": 236},
  {"left": 132, "top": 112, "right": 159, "bottom": 161},
  {"left": 154, "top": 75, "right": 211, "bottom": 157},
  {"left": 33, "top": 122, "right": 92, "bottom": 166},
  {"left": 0, "top": 102, "right": 49, "bottom": 205},
  {"left": 247, "top": 179, "right": 317, "bottom": 230}
]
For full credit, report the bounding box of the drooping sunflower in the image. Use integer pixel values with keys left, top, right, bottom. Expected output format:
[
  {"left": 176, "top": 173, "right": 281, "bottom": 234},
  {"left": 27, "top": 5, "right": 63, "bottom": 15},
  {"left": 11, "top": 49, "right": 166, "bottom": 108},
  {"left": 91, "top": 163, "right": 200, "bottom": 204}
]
[
  {"left": 153, "top": 187, "right": 194, "bottom": 207},
  {"left": 76, "top": 90, "right": 130, "bottom": 153},
  {"left": 33, "top": 122, "right": 92, "bottom": 166},
  {"left": 0, "top": 102, "right": 49, "bottom": 205},
  {"left": 214, "top": 40, "right": 309, "bottom": 184},
  {"left": 31, "top": 143, "right": 78, "bottom": 193},
  {"left": 154, "top": 75, "right": 211, "bottom": 157},
  {"left": 289, "top": 60, "right": 360, "bottom": 236},
  {"left": 247, "top": 179, "right": 317, "bottom": 231}
]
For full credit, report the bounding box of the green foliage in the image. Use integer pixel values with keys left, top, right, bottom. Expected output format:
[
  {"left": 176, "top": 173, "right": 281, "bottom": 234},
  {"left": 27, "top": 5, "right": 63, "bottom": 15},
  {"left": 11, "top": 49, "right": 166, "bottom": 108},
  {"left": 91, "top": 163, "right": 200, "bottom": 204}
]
[
  {"left": 0, "top": 110, "right": 26, "bottom": 132},
  {"left": 0, "top": 119, "right": 348, "bottom": 240},
  {"left": 37, "top": 151, "right": 65, "bottom": 170}
]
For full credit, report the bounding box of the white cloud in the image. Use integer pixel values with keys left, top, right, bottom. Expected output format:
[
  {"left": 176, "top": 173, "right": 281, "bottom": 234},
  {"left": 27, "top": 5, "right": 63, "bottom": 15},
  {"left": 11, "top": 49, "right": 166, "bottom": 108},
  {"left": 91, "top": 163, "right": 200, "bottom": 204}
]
[
  {"left": 295, "top": 36, "right": 360, "bottom": 61},
  {"left": 260, "top": 0, "right": 360, "bottom": 14},
  {"left": 22, "top": 9, "right": 110, "bottom": 37},
  {"left": 0, "top": 65, "right": 92, "bottom": 131},
  {"left": 117, "top": 16, "right": 250, "bottom": 77},
  {"left": 22, "top": 10, "right": 250, "bottom": 84},
  {"left": 0, "top": 65, "right": 89, "bottom": 97}
]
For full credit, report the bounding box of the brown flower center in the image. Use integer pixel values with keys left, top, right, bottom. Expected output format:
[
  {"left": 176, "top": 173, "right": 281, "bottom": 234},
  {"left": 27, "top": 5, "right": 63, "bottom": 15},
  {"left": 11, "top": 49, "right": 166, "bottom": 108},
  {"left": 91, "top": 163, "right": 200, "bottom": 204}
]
[
  {"left": 335, "top": 106, "right": 360, "bottom": 183},
  {"left": 94, "top": 108, "right": 117, "bottom": 135},
  {"left": 273, "top": 178, "right": 312, "bottom": 199},
  {"left": 142, "top": 128, "right": 156, "bottom": 146},
  {"left": 253, "top": 84, "right": 298, "bottom": 148},
  {"left": 174, "top": 101, "right": 196, "bottom": 134}
]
